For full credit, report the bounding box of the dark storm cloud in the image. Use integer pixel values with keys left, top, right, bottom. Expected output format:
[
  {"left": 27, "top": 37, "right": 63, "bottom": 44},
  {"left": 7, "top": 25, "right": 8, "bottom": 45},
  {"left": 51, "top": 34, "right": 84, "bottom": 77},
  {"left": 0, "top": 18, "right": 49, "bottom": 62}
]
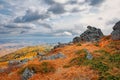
[
  {"left": 14, "top": 9, "right": 49, "bottom": 23},
  {"left": 40, "top": 23, "right": 52, "bottom": 29},
  {"left": 48, "top": 3, "right": 66, "bottom": 14},
  {"left": 67, "top": 0, "right": 78, "bottom": 4},
  {"left": 43, "top": 0, "right": 55, "bottom": 5},
  {"left": 4, "top": 23, "right": 35, "bottom": 29},
  {"left": 86, "top": 0, "right": 105, "bottom": 6}
]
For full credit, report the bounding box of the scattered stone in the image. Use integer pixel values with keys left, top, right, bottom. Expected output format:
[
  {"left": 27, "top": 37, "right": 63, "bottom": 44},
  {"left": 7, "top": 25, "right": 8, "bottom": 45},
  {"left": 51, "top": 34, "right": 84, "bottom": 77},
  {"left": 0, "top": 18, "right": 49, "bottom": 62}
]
[
  {"left": 40, "top": 53, "right": 66, "bottom": 61},
  {"left": 111, "top": 21, "right": 120, "bottom": 40},
  {"left": 8, "top": 58, "right": 30, "bottom": 66},
  {"left": 73, "top": 26, "right": 104, "bottom": 43},
  {"left": 20, "top": 59, "right": 29, "bottom": 64},
  {"left": 8, "top": 60, "right": 21, "bottom": 66},
  {"left": 37, "top": 52, "right": 45, "bottom": 56},
  {"left": 54, "top": 42, "right": 67, "bottom": 49},
  {"left": 22, "top": 68, "right": 34, "bottom": 80},
  {"left": 0, "top": 68, "right": 5, "bottom": 73},
  {"left": 85, "top": 49, "right": 93, "bottom": 60}
]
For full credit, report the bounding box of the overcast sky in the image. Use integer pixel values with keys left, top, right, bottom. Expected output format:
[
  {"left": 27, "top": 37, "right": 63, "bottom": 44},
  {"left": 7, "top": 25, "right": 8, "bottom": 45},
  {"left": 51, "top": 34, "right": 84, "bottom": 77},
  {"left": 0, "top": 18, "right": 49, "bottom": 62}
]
[{"left": 0, "top": 0, "right": 120, "bottom": 37}]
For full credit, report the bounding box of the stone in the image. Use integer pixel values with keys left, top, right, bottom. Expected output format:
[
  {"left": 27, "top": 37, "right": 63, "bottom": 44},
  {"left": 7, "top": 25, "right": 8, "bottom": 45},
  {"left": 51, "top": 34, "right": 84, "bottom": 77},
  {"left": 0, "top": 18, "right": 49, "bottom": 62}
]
[
  {"left": 54, "top": 42, "right": 67, "bottom": 49},
  {"left": 0, "top": 68, "right": 4, "bottom": 73},
  {"left": 73, "top": 26, "right": 104, "bottom": 43},
  {"left": 40, "top": 53, "right": 66, "bottom": 61},
  {"left": 113, "top": 21, "right": 120, "bottom": 30},
  {"left": 37, "top": 52, "right": 45, "bottom": 56},
  {"left": 8, "top": 60, "right": 21, "bottom": 66},
  {"left": 20, "top": 58, "right": 29, "bottom": 64},
  {"left": 85, "top": 49, "right": 93, "bottom": 60},
  {"left": 73, "top": 37, "right": 81, "bottom": 43},
  {"left": 111, "top": 21, "right": 120, "bottom": 40},
  {"left": 22, "top": 68, "right": 34, "bottom": 80}
]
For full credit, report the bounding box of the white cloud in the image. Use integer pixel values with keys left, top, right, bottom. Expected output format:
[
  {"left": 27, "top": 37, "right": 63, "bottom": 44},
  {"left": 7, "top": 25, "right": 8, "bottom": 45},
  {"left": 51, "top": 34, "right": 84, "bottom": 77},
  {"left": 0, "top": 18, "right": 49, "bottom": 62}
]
[{"left": 0, "top": 0, "right": 120, "bottom": 36}]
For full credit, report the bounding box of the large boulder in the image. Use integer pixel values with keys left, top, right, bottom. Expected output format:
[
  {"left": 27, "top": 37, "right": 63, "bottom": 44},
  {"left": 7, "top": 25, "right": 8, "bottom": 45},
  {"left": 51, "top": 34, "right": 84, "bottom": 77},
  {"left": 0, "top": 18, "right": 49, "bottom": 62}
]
[
  {"left": 22, "top": 68, "right": 34, "bottom": 80},
  {"left": 111, "top": 21, "right": 120, "bottom": 40},
  {"left": 113, "top": 21, "right": 120, "bottom": 30},
  {"left": 73, "top": 37, "right": 81, "bottom": 43},
  {"left": 40, "top": 52, "right": 66, "bottom": 61},
  {"left": 73, "top": 26, "right": 104, "bottom": 42}
]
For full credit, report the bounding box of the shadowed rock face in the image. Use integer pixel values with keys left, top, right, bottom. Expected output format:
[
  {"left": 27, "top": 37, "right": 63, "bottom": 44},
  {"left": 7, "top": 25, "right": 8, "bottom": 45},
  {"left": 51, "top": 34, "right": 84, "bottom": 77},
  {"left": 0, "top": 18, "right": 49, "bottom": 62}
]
[
  {"left": 111, "top": 21, "right": 120, "bottom": 40},
  {"left": 73, "top": 26, "right": 104, "bottom": 43}
]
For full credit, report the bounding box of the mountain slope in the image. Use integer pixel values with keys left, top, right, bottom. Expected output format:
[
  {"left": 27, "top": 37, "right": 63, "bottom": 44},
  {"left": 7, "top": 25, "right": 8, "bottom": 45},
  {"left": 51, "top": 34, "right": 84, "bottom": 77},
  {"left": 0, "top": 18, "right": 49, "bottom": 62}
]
[{"left": 0, "top": 36, "right": 120, "bottom": 80}]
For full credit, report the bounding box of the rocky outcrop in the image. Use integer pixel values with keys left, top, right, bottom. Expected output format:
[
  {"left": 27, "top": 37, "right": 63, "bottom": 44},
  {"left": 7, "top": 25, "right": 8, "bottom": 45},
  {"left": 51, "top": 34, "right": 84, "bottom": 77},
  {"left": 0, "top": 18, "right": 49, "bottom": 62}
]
[
  {"left": 8, "top": 59, "right": 29, "bottom": 66},
  {"left": 54, "top": 42, "right": 73, "bottom": 49},
  {"left": 111, "top": 21, "right": 120, "bottom": 40},
  {"left": 85, "top": 49, "right": 93, "bottom": 60},
  {"left": 40, "top": 53, "right": 66, "bottom": 61},
  {"left": 22, "top": 68, "right": 34, "bottom": 80},
  {"left": 73, "top": 26, "right": 104, "bottom": 43}
]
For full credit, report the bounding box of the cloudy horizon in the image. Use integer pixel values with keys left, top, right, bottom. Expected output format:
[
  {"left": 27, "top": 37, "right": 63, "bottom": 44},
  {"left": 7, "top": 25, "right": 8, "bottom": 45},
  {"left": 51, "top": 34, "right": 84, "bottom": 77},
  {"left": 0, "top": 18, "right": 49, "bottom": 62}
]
[{"left": 0, "top": 0, "right": 120, "bottom": 37}]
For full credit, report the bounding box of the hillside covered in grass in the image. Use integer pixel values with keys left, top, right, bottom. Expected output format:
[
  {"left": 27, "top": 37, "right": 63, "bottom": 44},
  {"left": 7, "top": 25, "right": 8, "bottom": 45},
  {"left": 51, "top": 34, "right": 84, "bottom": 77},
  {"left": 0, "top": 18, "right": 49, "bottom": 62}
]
[
  {"left": 0, "top": 21, "right": 120, "bottom": 80},
  {"left": 0, "top": 35, "right": 119, "bottom": 80}
]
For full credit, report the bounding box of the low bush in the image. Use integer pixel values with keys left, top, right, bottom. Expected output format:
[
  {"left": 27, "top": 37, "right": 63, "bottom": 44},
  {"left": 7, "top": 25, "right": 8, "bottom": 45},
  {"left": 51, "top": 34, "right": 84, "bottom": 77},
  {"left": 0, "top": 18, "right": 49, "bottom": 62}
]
[
  {"left": 76, "top": 43, "right": 82, "bottom": 46},
  {"left": 75, "top": 49, "right": 86, "bottom": 55},
  {"left": 19, "top": 62, "right": 55, "bottom": 74}
]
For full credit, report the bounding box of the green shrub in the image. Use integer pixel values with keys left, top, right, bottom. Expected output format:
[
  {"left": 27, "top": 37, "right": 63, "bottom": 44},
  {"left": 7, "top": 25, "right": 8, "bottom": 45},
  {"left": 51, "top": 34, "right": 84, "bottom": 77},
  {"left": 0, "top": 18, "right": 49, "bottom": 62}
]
[
  {"left": 106, "top": 75, "right": 119, "bottom": 80},
  {"left": 94, "top": 50, "right": 109, "bottom": 54},
  {"left": 94, "top": 43, "right": 99, "bottom": 47},
  {"left": 76, "top": 43, "right": 82, "bottom": 46},
  {"left": 19, "top": 62, "right": 55, "bottom": 74},
  {"left": 75, "top": 49, "right": 86, "bottom": 55},
  {"left": 91, "top": 62, "right": 109, "bottom": 72},
  {"left": 109, "top": 54, "right": 120, "bottom": 62},
  {"left": 70, "top": 57, "right": 84, "bottom": 66}
]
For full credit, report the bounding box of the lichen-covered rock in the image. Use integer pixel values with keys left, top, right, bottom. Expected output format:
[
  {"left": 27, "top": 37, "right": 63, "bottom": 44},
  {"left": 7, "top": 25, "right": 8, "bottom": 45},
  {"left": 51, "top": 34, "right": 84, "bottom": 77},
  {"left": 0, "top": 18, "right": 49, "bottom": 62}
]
[
  {"left": 40, "top": 53, "right": 66, "bottom": 61},
  {"left": 73, "top": 26, "right": 104, "bottom": 43},
  {"left": 22, "top": 68, "right": 34, "bottom": 80},
  {"left": 111, "top": 21, "right": 120, "bottom": 40}
]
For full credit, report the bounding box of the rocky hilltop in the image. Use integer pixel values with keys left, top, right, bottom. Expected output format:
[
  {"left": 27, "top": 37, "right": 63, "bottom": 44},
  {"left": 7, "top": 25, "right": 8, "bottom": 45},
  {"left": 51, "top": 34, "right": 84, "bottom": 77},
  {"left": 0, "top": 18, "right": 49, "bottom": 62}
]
[
  {"left": 73, "top": 26, "right": 104, "bottom": 43},
  {"left": 111, "top": 21, "right": 120, "bottom": 40}
]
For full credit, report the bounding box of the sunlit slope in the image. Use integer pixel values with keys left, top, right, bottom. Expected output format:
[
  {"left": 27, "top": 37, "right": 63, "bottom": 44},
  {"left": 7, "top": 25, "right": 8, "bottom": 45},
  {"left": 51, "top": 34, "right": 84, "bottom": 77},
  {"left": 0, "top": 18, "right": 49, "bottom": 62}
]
[{"left": 0, "top": 45, "right": 52, "bottom": 62}]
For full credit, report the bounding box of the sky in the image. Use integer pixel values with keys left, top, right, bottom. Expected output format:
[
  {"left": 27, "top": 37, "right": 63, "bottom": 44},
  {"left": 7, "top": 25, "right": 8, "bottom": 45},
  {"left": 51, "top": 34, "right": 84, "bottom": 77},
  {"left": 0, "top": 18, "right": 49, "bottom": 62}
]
[{"left": 0, "top": 0, "right": 120, "bottom": 37}]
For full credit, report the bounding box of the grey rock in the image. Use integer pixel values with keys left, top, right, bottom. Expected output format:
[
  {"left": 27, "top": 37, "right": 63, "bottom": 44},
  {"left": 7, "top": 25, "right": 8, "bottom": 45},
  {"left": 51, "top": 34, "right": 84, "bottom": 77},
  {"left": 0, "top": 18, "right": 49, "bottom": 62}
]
[
  {"left": 73, "top": 37, "right": 81, "bottom": 43},
  {"left": 113, "top": 21, "right": 120, "bottom": 30},
  {"left": 73, "top": 26, "right": 104, "bottom": 43},
  {"left": 85, "top": 49, "right": 93, "bottom": 60},
  {"left": 22, "top": 68, "right": 34, "bottom": 80},
  {"left": 37, "top": 52, "right": 45, "bottom": 56},
  {"left": 0, "top": 68, "right": 5, "bottom": 73},
  {"left": 40, "top": 53, "right": 66, "bottom": 61},
  {"left": 8, "top": 60, "right": 21, "bottom": 66},
  {"left": 20, "top": 59, "right": 29, "bottom": 64},
  {"left": 8, "top": 58, "right": 29, "bottom": 66},
  {"left": 111, "top": 21, "right": 120, "bottom": 40},
  {"left": 54, "top": 42, "right": 67, "bottom": 49},
  {"left": 111, "top": 30, "right": 120, "bottom": 40}
]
